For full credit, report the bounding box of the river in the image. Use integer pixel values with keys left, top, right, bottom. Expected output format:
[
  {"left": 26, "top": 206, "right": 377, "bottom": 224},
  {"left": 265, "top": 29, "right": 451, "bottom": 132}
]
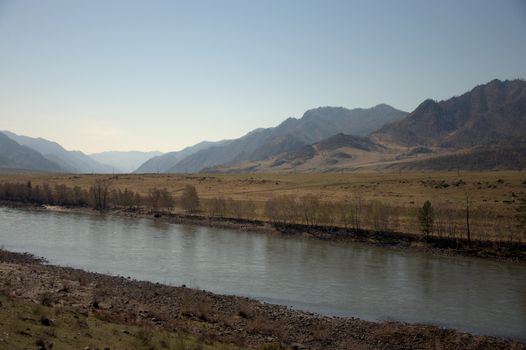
[{"left": 0, "top": 207, "right": 524, "bottom": 340}]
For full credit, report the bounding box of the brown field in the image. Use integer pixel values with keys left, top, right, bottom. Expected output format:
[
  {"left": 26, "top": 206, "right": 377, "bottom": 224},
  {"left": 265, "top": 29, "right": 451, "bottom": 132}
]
[{"left": 1, "top": 170, "right": 525, "bottom": 242}]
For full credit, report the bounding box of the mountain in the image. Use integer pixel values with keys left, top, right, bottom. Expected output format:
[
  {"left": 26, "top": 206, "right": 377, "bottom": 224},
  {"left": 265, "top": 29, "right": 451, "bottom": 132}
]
[
  {"left": 372, "top": 79, "right": 526, "bottom": 148},
  {"left": 0, "top": 133, "right": 61, "bottom": 172},
  {"left": 134, "top": 140, "right": 231, "bottom": 173},
  {"left": 1, "top": 131, "right": 114, "bottom": 173},
  {"left": 386, "top": 145, "right": 526, "bottom": 171},
  {"left": 203, "top": 133, "right": 390, "bottom": 173},
  {"left": 162, "top": 104, "right": 407, "bottom": 173},
  {"left": 89, "top": 151, "right": 163, "bottom": 173},
  {"left": 205, "top": 79, "right": 526, "bottom": 173}
]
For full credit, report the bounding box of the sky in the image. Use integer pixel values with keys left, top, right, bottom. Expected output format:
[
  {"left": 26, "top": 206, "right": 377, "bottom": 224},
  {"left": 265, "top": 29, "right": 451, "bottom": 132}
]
[{"left": 0, "top": 0, "right": 525, "bottom": 153}]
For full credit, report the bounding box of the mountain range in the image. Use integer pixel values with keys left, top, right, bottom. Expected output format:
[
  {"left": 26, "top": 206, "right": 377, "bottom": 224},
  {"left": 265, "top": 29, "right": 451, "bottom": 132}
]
[
  {"left": 204, "top": 79, "right": 526, "bottom": 172},
  {"left": 149, "top": 104, "right": 407, "bottom": 173},
  {"left": 89, "top": 151, "right": 163, "bottom": 173},
  {"left": 2, "top": 131, "right": 115, "bottom": 173},
  {"left": 1, "top": 79, "right": 524, "bottom": 173},
  {"left": 0, "top": 131, "right": 165, "bottom": 173},
  {"left": 0, "top": 133, "right": 60, "bottom": 172}
]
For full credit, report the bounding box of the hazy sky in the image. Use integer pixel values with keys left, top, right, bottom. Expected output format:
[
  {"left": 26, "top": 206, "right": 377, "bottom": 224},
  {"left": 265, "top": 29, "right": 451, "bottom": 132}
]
[{"left": 1, "top": 0, "right": 525, "bottom": 153}]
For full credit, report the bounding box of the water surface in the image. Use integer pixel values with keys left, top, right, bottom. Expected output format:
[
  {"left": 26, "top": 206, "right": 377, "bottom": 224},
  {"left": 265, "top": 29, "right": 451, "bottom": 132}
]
[{"left": 0, "top": 207, "right": 525, "bottom": 340}]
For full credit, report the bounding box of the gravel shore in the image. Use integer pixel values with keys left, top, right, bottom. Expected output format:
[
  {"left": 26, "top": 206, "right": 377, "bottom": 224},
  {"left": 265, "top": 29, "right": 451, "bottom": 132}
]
[{"left": 0, "top": 249, "right": 524, "bottom": 350}]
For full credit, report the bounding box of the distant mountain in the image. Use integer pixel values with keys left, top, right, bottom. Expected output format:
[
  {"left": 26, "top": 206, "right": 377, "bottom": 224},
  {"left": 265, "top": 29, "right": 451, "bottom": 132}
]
[
  {"left": 0, "top": 133, "right": 61, "bottom": 172},
  {"left": 89, "top": 151, "right": 163, "bottom": 173},
  {"left": 134, "top": 140, "right": 231, "bottom": 173},
  {"left": 163, "top": 104, "right": 407, "bottom": 173},
  {"left": 2, "top": 131, "right": 114, "bottom": 173},
  {"left": 372, "top": 79, "right": 526, "bottom": 148}
]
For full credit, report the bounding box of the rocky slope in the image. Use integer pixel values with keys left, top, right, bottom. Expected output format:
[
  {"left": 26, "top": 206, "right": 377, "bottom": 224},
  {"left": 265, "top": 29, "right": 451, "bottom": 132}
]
[{"left": 372, "top": 79, "right": 526, "bottom": 148}]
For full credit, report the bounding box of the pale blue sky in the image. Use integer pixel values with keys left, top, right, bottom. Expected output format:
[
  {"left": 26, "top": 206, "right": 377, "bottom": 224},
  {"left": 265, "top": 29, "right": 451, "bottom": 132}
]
[{"left": 1, "top": 0, "right": 525, "bottom": 153}]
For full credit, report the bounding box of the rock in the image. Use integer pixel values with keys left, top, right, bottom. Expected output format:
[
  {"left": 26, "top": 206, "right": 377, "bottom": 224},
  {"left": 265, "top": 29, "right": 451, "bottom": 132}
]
[{"left": 40, "top": 317, "right": 52, "bottom": 326}]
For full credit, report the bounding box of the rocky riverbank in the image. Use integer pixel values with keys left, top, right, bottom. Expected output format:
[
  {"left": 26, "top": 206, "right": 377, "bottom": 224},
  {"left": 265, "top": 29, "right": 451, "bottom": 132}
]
[{"left": 0, "top": 249, "right": 524, "bottom": 350}]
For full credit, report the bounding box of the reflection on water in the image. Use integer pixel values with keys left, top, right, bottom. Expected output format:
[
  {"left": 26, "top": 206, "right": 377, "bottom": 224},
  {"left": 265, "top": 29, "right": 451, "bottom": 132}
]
[{"left": 0, "top": 207, "right": 525, "bottom": 340}]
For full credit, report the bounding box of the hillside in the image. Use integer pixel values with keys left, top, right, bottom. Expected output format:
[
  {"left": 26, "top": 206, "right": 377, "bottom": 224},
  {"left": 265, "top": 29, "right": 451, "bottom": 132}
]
[
  {"left": 372, "top": 79, "right": 526, "bottom": 148},
  {"left": 387, "top": 145, "right": 526, "bottom": 171},
  {"left": 164, "top": 104, "right": 407, "bottom": 173},
  {"left": 204, "top": 133, "right": 391, "bottom": 173},
  {"left": 2, "top": 131, "right": 114, "bottom": 173},
  {"left": 0, "top": 133, "right": 61, "bottom": 172}
]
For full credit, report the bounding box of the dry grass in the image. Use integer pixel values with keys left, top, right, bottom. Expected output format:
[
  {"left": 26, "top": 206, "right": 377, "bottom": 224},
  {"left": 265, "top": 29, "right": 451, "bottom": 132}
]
[{"left": 0, "top": 291, "right": 245, "bottom": 350}]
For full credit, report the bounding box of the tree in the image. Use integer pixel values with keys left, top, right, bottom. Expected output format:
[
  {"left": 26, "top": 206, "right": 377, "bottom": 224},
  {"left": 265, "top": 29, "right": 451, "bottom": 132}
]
[
  {"left": 516, "top": 196, "right": 526, "bottom": 242},
  {"left": 90, "top": 178, "right": 112, "bottom": 211},
  {"left": 418, "top": 200, "right": 434, "bottom": 238},
  {"left": 181, "top": 185, "right": 199, "bottom": 212},
  {"left": 465, "top": 193, "right": 471, "bottom": 247},
  {"left": 264, "top": 195, "right": 297, "bottom": 225},
  {"left": 207, "top": 197, "right": 226, "bottom": 217},
  {"left": 148, "top": 188, "right": 174, "bottom": 212},
  {"left": 297, "top": 194, "right": 320, "bottom": 226}
]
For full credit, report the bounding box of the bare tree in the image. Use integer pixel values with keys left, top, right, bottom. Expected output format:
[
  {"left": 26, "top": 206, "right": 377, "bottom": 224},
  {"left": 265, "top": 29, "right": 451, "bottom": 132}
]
[
  {"left": 148, "top": 188, "right": 174, "bottom": 212},
  {"left": 297, "top": 194, "right": 320, "bottom": 226},
  {"left": 181, "top": 185, "right": 199, "bottom": 212},
  {"left": 90, "top": 178, "right": 112, "bottom": 211},
  {"left": 465, "top": 193, "right": 471, "bottom": 247},
  {"left": 207, "top": 197, "right": 227, "bottom": 217},
  {"left": 350, "top": 194, "right": 364, "bottom": 230}
]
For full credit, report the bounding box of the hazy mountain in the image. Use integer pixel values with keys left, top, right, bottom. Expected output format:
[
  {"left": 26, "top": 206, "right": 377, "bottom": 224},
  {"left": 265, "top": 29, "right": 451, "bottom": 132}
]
[
  {"left": 2, "top": 131, "right": 114, "bottom": 173},
  {"left": 134, "top": 140, "right": 231, "bottom": 173},
  {"left": 372, "top": 79, "right": 526, "bottom": 148},
  {"left": 90, "top": 151, "right": 163, "bottom": 173},
  {"left": 0, "top": 133, "right": 61, "bottom": 172},
  {"left": 166, "top": 104, "right": 407, "bottom": 173}
]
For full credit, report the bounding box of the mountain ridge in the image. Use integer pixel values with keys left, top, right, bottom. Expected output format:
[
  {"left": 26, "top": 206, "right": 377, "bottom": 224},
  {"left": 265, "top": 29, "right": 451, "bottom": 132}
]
[
  {"left": 371, "top": 79, "right": 526, "bottom": 148},
  {"left": 0, "top": 133, "right": 61, "bottom": 172},
  {"left": 1, "top": 131, "right": 115, "bottom": 173},
  {"left": 162, "top": 104, "right": 407, "bottom": 173}
]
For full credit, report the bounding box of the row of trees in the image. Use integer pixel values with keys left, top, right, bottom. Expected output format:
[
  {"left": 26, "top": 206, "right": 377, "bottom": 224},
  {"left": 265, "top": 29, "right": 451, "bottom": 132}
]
[
  {"left": 0, "top": 180, "right": 523, "bottom": 243},
  {"left": 203, "top": 194, "right": 524, "bottom": 244},
  {"left": 0, "top": 181, "right": 191, "bottom": 213}
]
